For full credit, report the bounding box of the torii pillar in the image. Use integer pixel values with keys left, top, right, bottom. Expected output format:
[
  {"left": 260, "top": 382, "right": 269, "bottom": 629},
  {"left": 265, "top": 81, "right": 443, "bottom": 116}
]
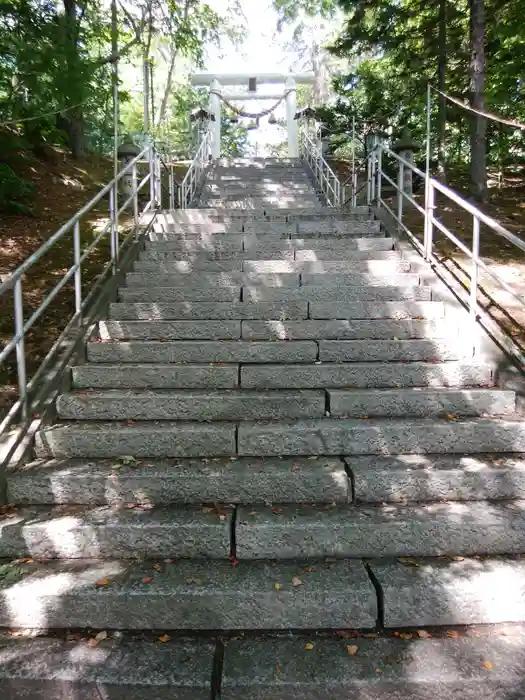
[{"left": 191, "top": 73, "right": 314, "bottom": 158}]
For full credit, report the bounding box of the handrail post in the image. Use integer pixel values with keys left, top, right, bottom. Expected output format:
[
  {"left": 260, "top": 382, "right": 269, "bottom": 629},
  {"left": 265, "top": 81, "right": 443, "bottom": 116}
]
[
  {"left": 155, "top": 153, "right": 162, "bottom": 209},
  {"left": 14, "top": 279, "right": 27, "bottom": 419},
  {"left": 109, "top": 184, "right": 117, "bottom": 271},
  {"left": 149, "top": 140, "right": 155, "bottom": 208},
  {"left": 352, "top": 167, "right": 357, "bottom": 208},
  {"left": 376, "top": 144, "right": 382, "bottom": 208},
  {"left": 424, "top": 181, "right": 435, "bottom": 261},
  {"left": 471, "top": 215, "right": 481, "bottom": 338},
  {"left": 132, "top": 163, "right": 139, "bottom": 233},
  {"left": 73, "top": 220, "right": 82, "bottom": 323},
  {"left": 397, "top": 160, "right": 404, "bottom": 234},
  {"left": 169, "top": 164, "right": 175, "bottom": 210}
]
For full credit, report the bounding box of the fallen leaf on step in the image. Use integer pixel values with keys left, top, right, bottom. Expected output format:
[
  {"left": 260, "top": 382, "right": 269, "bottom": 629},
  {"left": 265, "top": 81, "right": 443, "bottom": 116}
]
[
  {"left": 450, "top": 555, "right": 465, "bottom": 561},
  {"left": 231, "top": 556, "right": 239, "bottom": 567},
  {"left": 152, "top": 563, "right": 162, "bottom": 571},
  {"left": 399, "top": 633, "right": 412, "bottom": 639},
  {"left": 126, "top": 420, "right": 137, "bottom": 426},
  {"left": 304, "top": 642, "right": 314, "bottom": 650},
  {"left": 446, "top": 631, "right": 460, "bottom": 639},
  {"left": 483, "top": 661, "right": 493, "bottom": 670},
  {"left": 95, "top": 631, "right": 108, "bottom": 642},
  {"left": 95, "top": 577, "right": 111, "bottom": 587},
  {"left": 87, "top": 638, "right": 99, "bottom": 648},
  {"left": 346, "top": 645, "right": 358, "bottom": 656},
  {"left": 142, "top": 577, "right": 153, "bottom": 584},
  {"left": 274, "top": 583, "right": 281, "bottom": 591},
  {"left": 158, "top": 634, "right": 170, "bottom": 643},
  {"left": 291, "top": 576, "right": 303, "bottom": 587},
  {"left": 446, "top": 413, "right": 458, "bottom": 421},
  {"left": 397, "top": 557, "right": 420, "bottom": 567},
  {"left": 272, "top": 507, "right": 283, "bottom": 514},
  {"left": 276, "top": 664, "right": 281, "bottom": 674},
  {"left": 119, "top": 455, "right": 136, "bottom": 465},
  {"left": 417, "top": 630, "right": 432, "bottom": 638}
]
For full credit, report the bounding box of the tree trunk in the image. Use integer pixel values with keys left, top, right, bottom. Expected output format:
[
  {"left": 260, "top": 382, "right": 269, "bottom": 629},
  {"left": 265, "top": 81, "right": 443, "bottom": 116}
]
[
  {"left": 436, "top": 0, "right": 447, "bottom": 180},
  {"left": 63, "top": 0, "right": 86, "bottom": 159},
  {"left": 469, "top": 0, "right": 487, "bottom": 201}
]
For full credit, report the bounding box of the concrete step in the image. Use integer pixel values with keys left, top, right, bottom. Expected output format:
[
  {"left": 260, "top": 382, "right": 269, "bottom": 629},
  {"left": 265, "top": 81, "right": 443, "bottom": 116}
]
[
  {"left": 291, "top": 237, "right": 392, "bottom": 250},
  {"left": 242, "top": 285, "right": 432, "bottom": 302},
  {"left": 119, "top": 286, "right": 239, "bottom": 302},
  {"left": 0, "top": 505, "right": 232, "bottom": 560},
  {"left": 141, "top": 246, "right": 296, "bottom": 261},
  {"left": 146, "top": 236, "right": 244, "bottom": 249},
  {"left": 134, "top": 259, "right": 244, "bottom": 273},
  {"left": 135, "top": 251, "right": 402, "bottom": 269},
  {"left": 100, "top": 319, "right": 455, "bottom": 342},
  {"left": 369, "top": 555, "right": 525, "bottom": 627},
  {"left": 57, "top": 390, "right": 326, "bottom": 421},
  {"left": 241, "top": 259, "right": 412, "bottom": 274},
  {"left": 167, "top": 206, "right": 370, "bottom": 220},
  {"left": 348, "top": 454, "right": 525, "bottom": 503},
  {"left": 300, "top": 273, "right": 421, "bottom": 286},
  {"left": 108, "top": 301, "right": 309, "bottom": 321},
  {"left": 221, "top": 633, "right": 525, "bottom": 699},
  {"left": 140, "top": 238, "right": 396, "bottom": 260},
  {"left": 294, "top": 249, "right": 398, "bottom": 262},
  {"left": 240, "top": 319, "right": 453, "bottom": 341},
  {"left": 87, "top": 340, "right": 318, "bottom": 364},
  {"left": 297, "top": 219, "right": 381, "bottom": 234},
  {"left": 98, "top": 320, "right": 242, "bottom": 341},
  {"left": 0, "top": 637, "right": 214, "bottom": 699},
  {"left": 237, "top": 417, "right": 525, "bottom": 457},
  {"left": 124, "top": 271, "right": 299, "bottom": 288},
  {"left": 293, "top": 226, "right": 383, "bottom": 239},
  {"left": 241, "top": 362, "right": 494, "bottom": 390},
  {"left": 36, "top": 421, "right": 237, "bottom": 458},
  {"left": 72, "top": 363, "right": 241, "bottom": 389},
  {"left": 8, "top": 457, "right": 349, "bottom": 505},
  {"left": 318, "top": 339, "right": 463, "bottom": 362},
  {"left": 309, "top": 301, "right": 443, "bottom": 319},
  {"left": 327, "top": 388, "right": 515, "bottom": 418},
  {"left": 0, "top": 558, "right": 376, "bottom": 630},
  {"left": 235, "top": 502, "right": 525, "bottom": 559},
  {"left": 36, "top": 417, "right": 525, "bottom": 459}
]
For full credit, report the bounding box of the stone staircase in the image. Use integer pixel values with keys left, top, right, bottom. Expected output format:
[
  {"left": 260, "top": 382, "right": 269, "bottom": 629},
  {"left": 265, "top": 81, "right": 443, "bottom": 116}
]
[{"left": 2, "top": 158, "right": 525, "bottom": 697}]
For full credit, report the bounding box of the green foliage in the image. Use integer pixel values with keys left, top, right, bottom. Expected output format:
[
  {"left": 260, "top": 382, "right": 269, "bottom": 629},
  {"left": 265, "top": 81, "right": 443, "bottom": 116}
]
[
  {"left": 302, "top": 0, "right": 525, "bottom": 177},
  {"left": 0, "top": 163, "right": 35, "bottom": 214}
]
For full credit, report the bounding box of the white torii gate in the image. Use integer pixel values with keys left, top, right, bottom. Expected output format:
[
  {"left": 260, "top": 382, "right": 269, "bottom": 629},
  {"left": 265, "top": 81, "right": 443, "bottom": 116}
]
[{"left": 190, "top": 73, "right": 315, "bottom": 159}]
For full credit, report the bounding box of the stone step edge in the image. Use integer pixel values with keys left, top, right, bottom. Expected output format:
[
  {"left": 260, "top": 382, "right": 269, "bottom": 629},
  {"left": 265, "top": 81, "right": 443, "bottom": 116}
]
[{"left": 2, "top": 631, "right": 525, "bottom": 700}]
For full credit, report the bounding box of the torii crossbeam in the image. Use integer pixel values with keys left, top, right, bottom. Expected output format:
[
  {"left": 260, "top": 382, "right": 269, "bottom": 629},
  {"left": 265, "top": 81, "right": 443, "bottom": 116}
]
[{"left": 190, "top": 72, "right": 315, "bottom": 158}]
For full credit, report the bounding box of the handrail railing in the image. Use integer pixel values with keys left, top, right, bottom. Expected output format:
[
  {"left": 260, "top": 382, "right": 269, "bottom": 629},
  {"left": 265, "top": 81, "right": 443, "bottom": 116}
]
[
  {"left": 299, "top": 127, "right": 341, "bottom": 207},
  {"left": 180, "top": 129, "right": 212, "bottom": 209},
  {"left": 365, "top": 141, "right": 525, "bottom": 366},
  {"left": 0, "top": 142, "right": 167, "bottom": 469}
]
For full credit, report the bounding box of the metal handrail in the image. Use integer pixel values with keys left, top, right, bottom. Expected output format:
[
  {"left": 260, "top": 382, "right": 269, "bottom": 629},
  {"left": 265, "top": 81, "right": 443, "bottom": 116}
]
[
  {"left": 365, "top": 141, "right": 525, "bottom": 366},
  {"left": 0, "top": 141, "right": 172, "bottom": 469},
  {"left": 180, "top": 129, "right": 212, "bottom": 209},
  {"left": 299, "top": 127, "right": 341, "bottom": 207}
]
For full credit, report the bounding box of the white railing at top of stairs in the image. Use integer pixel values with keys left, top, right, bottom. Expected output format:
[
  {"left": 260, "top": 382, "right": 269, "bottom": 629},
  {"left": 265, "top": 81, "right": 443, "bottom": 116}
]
[
  {"left": 299, "top": 127, "right": 341, "bottom": 207},
  {"left": 179, "top": 129, "right": 212, "bottom": 209},
  {"left": 0, "top": 140, "right": 174, "bottom": 470}
]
